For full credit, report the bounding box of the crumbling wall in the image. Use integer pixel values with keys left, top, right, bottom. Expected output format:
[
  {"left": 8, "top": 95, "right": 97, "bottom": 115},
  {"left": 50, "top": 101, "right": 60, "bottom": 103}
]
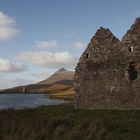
[{"left": 75, "top": 18, "right": 140, "bottom": 109}]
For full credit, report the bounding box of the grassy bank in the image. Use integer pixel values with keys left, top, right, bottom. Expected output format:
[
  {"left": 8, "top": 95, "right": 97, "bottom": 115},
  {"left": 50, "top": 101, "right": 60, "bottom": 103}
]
[
  {"left": 48, "top": 91, "right": 75, "bottom": 100},
  {"left": 0, "top": 104, "right": 140, "bottom": 140}
]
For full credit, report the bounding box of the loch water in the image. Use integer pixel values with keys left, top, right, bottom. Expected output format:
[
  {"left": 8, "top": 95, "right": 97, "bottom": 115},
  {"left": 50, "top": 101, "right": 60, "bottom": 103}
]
[{"left": 0, "top": 94, "right": 67, "bottom": 110}]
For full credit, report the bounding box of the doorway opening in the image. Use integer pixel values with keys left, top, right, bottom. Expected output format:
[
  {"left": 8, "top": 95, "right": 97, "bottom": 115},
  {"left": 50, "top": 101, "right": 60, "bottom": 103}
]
[{"left": 128, "top": 62, "right": 138, "bottom": 80}]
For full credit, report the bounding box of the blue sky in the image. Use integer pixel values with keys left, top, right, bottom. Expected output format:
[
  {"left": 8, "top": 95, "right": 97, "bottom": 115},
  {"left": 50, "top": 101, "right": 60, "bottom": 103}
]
[{"left": 0, "top": 0, "right": 139, "bottom": 89}]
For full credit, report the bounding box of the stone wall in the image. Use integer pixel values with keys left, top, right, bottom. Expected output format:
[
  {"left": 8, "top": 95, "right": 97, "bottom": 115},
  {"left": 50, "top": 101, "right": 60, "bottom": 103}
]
[{"left": 75, "top": 18, "right": 140, "bottom": 110}]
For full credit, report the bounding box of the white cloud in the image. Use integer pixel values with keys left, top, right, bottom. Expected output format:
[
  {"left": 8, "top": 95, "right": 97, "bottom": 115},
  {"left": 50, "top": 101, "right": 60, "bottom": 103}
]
[
  {"left": 11, "top": 78, "right": 34, "bottom": 86},
  {"left": 0, "top": 11, "right": 19, "bottom": 40},
  {"left": 0, "top": 58, "right": 28, "bottom": 73},
  {"left": 73, "top": 42, "right": 85, "bottom": 49},
  {"left": 35, "top": 40, "right": 58, "bottom": 49},
  {"left": 0, "top": 76, "right": 35, "bottom": 89},
  {"left": 18, "top": 51, "right": 77, "bottom": 68}
]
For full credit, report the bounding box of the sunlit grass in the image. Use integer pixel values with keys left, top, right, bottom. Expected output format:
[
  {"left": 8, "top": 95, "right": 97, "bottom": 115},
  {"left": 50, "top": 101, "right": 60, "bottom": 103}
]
[{"left": 50, "top": 91, "right": 75, "bottom": 100}]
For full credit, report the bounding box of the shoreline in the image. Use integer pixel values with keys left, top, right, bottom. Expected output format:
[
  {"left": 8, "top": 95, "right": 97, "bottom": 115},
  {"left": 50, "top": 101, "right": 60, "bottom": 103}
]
[{"left": 0, "top": 91, "right": 75, "bottom": 101}]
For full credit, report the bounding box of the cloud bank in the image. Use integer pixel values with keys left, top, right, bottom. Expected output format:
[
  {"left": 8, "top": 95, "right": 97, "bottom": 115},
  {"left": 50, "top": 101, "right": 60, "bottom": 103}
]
[
  {"left": 0, "top": 58, "right": 28, "bottom": 73},
  {"left": 0, "top": 75, "right": 35, "bottom": 89},
  {"left": 0, "top": 11, "right": 19, "bottom": 40},
  {"left": 35, "top": 40, "right": 58, "bottom": 49},
  {"left": 18, "top": 51, "right": 77, "bottom": 68}
]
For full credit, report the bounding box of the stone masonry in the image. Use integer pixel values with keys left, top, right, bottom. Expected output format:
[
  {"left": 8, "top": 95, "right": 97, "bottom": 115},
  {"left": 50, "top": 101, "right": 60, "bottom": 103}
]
[{"left": 74, "top": 18, "right": 140, "bottom": 109}]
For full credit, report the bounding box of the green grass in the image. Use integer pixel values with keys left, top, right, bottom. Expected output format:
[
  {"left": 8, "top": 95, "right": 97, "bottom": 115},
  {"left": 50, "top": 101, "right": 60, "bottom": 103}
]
[{"left": 0, "top": 104, "right": 140, "bottom": 140}]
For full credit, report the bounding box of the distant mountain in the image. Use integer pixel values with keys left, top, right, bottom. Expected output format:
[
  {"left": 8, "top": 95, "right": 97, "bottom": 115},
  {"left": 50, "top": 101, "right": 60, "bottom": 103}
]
[
  {"left": 55, "top": 68, "right": 67, "bottom": 73},
  {"left": 0, "top": 68, "right": 75, "bottom": 98},
  {"left": 37, "top": 68, "right": 74, "bottom": 85}
]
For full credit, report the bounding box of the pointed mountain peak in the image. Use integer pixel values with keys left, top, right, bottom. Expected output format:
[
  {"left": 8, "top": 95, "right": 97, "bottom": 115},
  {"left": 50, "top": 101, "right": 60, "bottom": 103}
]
[{"left": 55, "top": 68, "right": 67, "bottom": 74}]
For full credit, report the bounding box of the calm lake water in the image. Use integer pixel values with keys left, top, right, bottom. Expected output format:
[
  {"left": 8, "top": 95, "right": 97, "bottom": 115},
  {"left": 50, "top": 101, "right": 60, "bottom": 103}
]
[{"left": 0, "top": 94, "right": 67, "bottom": 110}]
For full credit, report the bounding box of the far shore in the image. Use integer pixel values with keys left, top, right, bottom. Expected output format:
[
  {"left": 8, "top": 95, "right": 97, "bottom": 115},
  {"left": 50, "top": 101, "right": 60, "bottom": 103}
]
[{"left": 0, "top": 91, "right": 76, "bottom": 101}]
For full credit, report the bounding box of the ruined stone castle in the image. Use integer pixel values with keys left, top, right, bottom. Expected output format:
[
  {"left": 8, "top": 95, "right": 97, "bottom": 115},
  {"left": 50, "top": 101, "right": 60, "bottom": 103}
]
[{"left": 74, "top": 18, "right": 140, "bottom": 109}]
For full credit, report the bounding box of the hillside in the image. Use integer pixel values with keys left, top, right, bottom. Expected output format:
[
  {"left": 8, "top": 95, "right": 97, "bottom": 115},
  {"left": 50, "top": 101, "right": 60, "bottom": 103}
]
[
  {"left": 38, "top": 68, "right": 74, "bottom": 85},
  {"left": 0, "top": 68, "right": 75, "bottom": 100}
]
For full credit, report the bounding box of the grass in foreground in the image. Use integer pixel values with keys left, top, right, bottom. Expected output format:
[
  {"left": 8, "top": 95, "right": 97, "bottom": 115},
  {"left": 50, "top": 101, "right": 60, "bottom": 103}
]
[{"left": 0, "top": 104, "right": 140, "bottom": 140}]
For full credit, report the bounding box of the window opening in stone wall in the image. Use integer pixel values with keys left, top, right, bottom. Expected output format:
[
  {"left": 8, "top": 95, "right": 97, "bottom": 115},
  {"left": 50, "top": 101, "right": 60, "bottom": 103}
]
[
  {"left": 86, "top": 53, "right": 90, "bottom": 59},
  {"left": 129, "top": 46, "right": 134, "bottom": 52},
  {"left": 128, "top": 62, "right": 138, "bottom": 80}
]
